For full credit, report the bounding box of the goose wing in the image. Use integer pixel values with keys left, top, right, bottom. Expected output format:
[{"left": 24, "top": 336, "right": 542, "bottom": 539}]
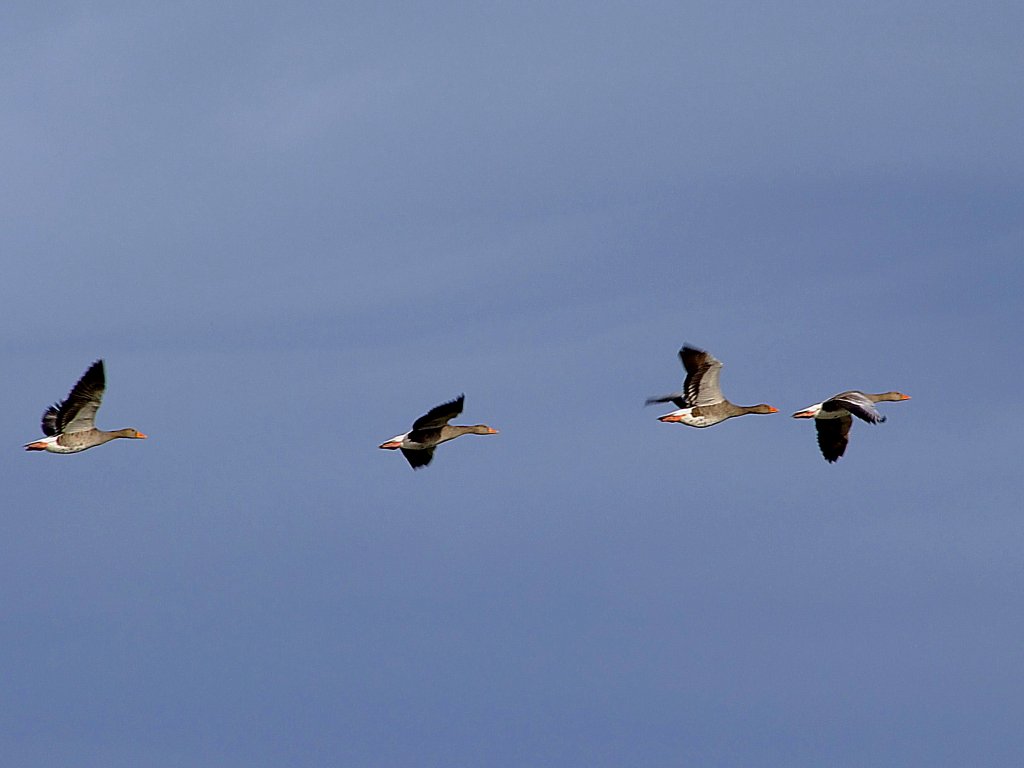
[
  {"left": 644, "top": 393, "right": 687, "bottom": 409},
  {"left": 411, "top": 395, "right": 464, "bottom": 431},
  {"left": 401, "top": 447, "right": 435, "bottom": 469},
  {"left": 815, "top": 413, "right": 853, "bottom": 463},
  {"left": 823, "top": 392, "right": 886, "bottom": 424},
  {"left": 41, "top": 360, "right": 105, "bottom": 436},
  {"left": 680, "top": 346, "right": 725, "bottom": 407}
]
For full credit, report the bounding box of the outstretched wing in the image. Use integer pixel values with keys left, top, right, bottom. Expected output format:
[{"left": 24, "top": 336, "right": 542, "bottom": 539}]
[
  {"left": 401, "top": 447, "right": 435, "bottom": 469},
  {"left": 412, "top": 394, "right": 465, "bottom": 431},
  {"left": 41, "top": 360, "right": 105, "bottom": 436},
  {"left": 824, "top": 392, "right": 886, "bottom": 424},
  {"left": 815, "top": 413, "right": 853, "bottom": 463},
  {"left": 680, "top": 345, "right": 724, "bottom": 407}
]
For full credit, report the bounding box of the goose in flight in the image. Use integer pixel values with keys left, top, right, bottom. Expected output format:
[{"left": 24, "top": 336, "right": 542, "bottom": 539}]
[
  {"left": 792, "top": 390, "right": 910, "bottom": 462},
  {"left": 647, "top": 345, "right": 777, "bottom": 427},
  {"left": 24, "top": 360, "right": 147, "bottom": 453},
  {"left": 379, "top": 394, "right": 497, "bottom": 469}
]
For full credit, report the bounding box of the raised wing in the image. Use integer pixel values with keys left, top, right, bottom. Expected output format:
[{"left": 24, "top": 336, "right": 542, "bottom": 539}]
[
  {"left": 401, "top": 447, "right": 435, "bottom": 469},
  {"left": 815, "top": 413, "right": 853, "bottom": 463},
  {"left": 412, "top": 394, "right": 464, "bottom": 432},
  {"left": 824, "top": 392, "right": 886, "bottom": 424},
  {"left": 679, "top": 346, "right": 724, "bottom": 407},
  {"left": 40, "top": 360, "right": 105, "bottom": 436}
]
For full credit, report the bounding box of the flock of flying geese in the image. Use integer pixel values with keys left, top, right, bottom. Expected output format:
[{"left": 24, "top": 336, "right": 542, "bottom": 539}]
[{"left": 24, "top": 346, "right": 910, "bottom": 467}]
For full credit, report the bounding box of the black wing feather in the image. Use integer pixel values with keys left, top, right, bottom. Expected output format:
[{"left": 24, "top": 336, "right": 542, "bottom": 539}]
[
  {"left": 678, "top": 345, "right": 708, "bottom": 376},
  {"left": 401, "top": 447, "right": 435, "bottom": 469},
  {"left": 644, "top": 393, "right": 687, "bottom": 409},
  {"left": 412, "top": 394, "right": 464, "bottom": 431},
  {"left": 815, "top": 415, "right": 852, "bottom": 463},
  {"left": 41, "top": 404, "right": 61, "bottom": 436}
]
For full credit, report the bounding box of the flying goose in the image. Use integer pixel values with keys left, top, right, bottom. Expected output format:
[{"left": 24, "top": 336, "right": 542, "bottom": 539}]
[
  {"left": 646, "top": 345, "right": 778, "bottom": 427},
  {"left": 792, "top": 391, "right": 910, "bottom": 462},
  {"left": 24, "top": 360, "right": 147, "bottom": 453},
  {"left": 379, "top": 394, "right": 497, "bottom": 469}
]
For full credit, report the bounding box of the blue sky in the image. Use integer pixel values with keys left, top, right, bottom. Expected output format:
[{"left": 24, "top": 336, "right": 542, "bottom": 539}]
[{"left": 2, "top": 2, "right": 1023, "bottom": 765}]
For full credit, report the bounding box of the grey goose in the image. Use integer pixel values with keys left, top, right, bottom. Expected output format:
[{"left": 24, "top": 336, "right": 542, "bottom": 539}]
[
  {"left": 24, "top": 360, "right": 147, "bottom": 454},
  {"left": 792, "top": 390, "right": 910, "bottom": 462},
  {"left": 379, "top": 395, "right": 497, "bottom": 469},
  {"left": 646, "top": 345, "right": 778, "bottom": 427}
]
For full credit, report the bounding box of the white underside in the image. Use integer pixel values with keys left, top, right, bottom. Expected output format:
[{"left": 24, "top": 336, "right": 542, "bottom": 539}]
[
  {"left": 24, "top": 435, "right": 84, "bottom": 454},
  {"left": 662, "top": 407, "right": 719, "bottom": 428},
  {"left": 386, "top": 432, "right": 433, "bottom": 450},
  {"left": 794, "top": 403, "right": 828, "bottom": 419}
]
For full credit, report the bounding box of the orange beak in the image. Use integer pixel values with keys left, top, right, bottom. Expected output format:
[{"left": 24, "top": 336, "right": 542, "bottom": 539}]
[
  {"left": 137, "top": 432, "right": 148, "bottom": 439},
  {"left": 487, "top": 427, "right": 499, "bottom": 434},
  {"left": 900, "top": 394, "right": 911, "bottom": 400},
  {"left": 767, "top": 407, "right": 779, "bottom": 413}
]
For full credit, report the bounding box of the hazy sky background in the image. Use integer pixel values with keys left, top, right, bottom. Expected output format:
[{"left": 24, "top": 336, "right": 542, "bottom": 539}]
[{"left": 2, "top": 2, "right": 1022, "bottom": 765}]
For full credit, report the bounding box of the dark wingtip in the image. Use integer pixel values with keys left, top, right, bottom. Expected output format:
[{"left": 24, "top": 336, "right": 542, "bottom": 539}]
[
  {"left": 645, "top": 392, "right": 684, "bottom": 407},
  {"left": 79, "top": 359, "right": 106, "bottom": 386},
  {"left": 679, "top": 343, "right": 709, "bottom": 358}
]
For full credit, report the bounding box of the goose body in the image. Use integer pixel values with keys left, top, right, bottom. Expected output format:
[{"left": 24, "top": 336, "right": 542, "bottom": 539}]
[
  {"left": 646, "top": 345, "right": 777, "bottom": 427},
  {"left": 24, "top": 360, "right": 147, "bottom": 454},
  {"left": 792, "top": 390, "right": 910, "bottom": 462},
  {"left": 379, "top": 395, "right": 497, "bottom": 469}
]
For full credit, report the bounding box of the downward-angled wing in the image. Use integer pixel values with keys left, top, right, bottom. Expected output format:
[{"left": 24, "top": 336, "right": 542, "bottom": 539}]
[
  {"left": 815, "top": 413, "right": 853, "bottom": 463},
  {"left": 401, "top": 447, "right": 435, "bottom": 469}
]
